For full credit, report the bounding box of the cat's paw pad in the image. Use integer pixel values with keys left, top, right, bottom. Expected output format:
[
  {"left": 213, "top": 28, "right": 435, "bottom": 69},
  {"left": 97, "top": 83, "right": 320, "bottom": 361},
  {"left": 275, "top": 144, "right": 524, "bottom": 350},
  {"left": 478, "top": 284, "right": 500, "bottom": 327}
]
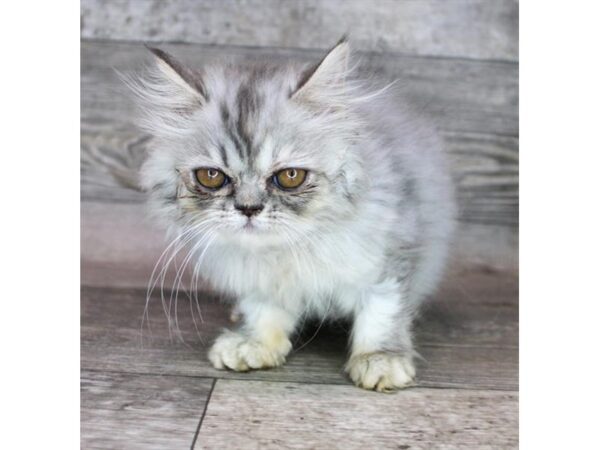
[
  {"left": 208, "top": 331, "right": 292, "bottom": 372},
  {"left": 345, "top": 352, "right": 416, "bottom": 393}
]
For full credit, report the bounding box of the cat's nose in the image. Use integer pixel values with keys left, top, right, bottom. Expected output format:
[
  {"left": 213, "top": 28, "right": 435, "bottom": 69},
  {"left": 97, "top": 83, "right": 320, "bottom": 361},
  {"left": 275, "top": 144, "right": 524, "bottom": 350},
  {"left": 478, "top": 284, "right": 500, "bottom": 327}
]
[{"left": 235, "top": 204, "right": 264, "bottom": 217}]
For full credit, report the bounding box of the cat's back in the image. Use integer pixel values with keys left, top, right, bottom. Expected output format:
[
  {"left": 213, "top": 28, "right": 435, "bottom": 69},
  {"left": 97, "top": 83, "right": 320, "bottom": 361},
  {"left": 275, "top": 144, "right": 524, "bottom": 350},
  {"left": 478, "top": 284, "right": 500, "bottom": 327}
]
[{"left": 358, "top": 87, "right": 456, "bottom": 300}]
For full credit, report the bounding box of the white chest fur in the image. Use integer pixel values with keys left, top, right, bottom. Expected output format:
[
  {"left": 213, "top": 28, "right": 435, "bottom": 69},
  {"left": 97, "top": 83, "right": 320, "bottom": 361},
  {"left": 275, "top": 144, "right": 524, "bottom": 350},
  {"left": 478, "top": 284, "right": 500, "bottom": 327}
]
[{"left": 197, "top": 225, "right": 388, "bottom": 317}]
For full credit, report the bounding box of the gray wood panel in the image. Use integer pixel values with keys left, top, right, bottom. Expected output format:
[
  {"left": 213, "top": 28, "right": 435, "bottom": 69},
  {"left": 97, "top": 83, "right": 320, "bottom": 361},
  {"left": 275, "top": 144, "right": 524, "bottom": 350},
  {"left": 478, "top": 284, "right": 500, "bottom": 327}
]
[
  {"left": 81, "top": 202, "right": 164, "bottom": 289},
  {"left": 196, "top": 379, "right": 518, "bottom": 449},
  {"left": 81, "top": 41, "right": 518, "bottom": 227},
  {"left": 81, "top": 0, "right": 518, "bottom": 61},
  {"left": 81, "top": 266, "right": 518, "bottom": 390},
  {"left": 81, "top": 370, "right": 213, "bottom": 449},
  {"left": 82, "top": 128, "right": 519, "bottom": 226},
  {"left": 82, "top": 41, "right": 518, "bottom": 136},
  {"left": 81, "top": 201, "right": 518, "bottom": 292}
]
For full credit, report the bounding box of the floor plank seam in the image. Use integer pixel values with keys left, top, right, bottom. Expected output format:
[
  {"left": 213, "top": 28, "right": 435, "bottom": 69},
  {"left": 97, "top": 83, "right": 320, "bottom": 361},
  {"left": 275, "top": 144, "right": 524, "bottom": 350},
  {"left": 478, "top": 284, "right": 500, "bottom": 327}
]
[
  {"left": 81, "top": 367, "right": 217, "bottom": 381},
  {"left": 81, "top": 37, "right": 520, "bottom": 66},
  {"left": 81, "top": 334, "right": 519, "bottom": 352},
  {"left": 80, "top": 367, "right": 518, "bottom": 392},
  {"left": 417, "top": 343, "right": 519, "bottom": 349},
  {"left": 414, "top": 384, "right": 518, "bottom": 392},
  {"left": 192, "top": 378, "right": 217, "bottom": 449}
]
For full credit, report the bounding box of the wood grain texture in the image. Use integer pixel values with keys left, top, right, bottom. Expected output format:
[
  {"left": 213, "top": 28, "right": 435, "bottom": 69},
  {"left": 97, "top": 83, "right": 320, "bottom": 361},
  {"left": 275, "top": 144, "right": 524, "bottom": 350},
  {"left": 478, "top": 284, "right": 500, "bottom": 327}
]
[
  {"left": 82, "top": 40, "right": 518, "bottom": 136},
  {"left": 81, "top": 370, "right": 213, "bottom": 449},
  {"left": 81, "top": 267, "right": 518, "bottom": 390},
  {"left": 81, "top": 202, "right": 164, "bottom": 289},
  {"left": 81, "top": 0, "right": 518, "bottom": 61},
  {"left": 81, "top": 200, "right": 518, "bottom": 292},
  {"left": 196, "top": 379, "right": 518, "bottom": 449},
  {"left": 81, "top": 128, "right": 519, "bottom": 226},
  {"left": 81, "top": 41, "right": 518, "bottom": 227}
]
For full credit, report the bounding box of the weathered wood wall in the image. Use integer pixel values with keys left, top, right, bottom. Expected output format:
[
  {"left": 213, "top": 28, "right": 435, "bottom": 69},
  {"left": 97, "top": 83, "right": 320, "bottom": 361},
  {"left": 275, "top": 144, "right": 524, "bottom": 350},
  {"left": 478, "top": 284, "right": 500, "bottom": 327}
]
[
  {"left": 81, "top": 0, "right": 519, "bottom": 270},
  {"left": 81, "top": 0, "right": 518, "bottom": 61}
]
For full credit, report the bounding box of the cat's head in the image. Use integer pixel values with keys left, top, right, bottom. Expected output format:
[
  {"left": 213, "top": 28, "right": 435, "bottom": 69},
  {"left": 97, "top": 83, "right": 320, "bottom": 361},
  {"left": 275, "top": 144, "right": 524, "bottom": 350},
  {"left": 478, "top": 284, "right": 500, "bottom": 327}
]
[{"left": 128, "top": 39, "right": 368, "bottom": 248}]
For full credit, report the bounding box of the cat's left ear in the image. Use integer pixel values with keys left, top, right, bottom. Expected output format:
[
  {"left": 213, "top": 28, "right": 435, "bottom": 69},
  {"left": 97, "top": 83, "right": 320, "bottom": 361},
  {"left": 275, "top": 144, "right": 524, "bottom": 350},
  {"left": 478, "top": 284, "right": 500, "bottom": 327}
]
[{"left": 291, "top": 37, "right": 351, "bottom": 102}]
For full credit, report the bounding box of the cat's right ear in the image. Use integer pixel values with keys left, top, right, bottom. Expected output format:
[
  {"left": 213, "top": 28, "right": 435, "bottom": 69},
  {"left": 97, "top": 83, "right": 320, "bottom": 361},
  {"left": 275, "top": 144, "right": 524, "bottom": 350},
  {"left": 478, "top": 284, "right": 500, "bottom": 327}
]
[
  {"left": 121, "top": 46, "right": 207, "bottom": 129},
  {"left": 145, "top": 46, "right": 208, "bottom": 104}
]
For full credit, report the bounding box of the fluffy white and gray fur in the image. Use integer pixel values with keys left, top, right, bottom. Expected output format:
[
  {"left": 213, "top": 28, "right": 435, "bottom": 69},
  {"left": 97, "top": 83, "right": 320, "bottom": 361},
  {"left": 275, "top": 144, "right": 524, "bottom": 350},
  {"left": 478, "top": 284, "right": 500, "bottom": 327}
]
[{"left": 127, "top": 39, "right": 455, "bottom": 392}]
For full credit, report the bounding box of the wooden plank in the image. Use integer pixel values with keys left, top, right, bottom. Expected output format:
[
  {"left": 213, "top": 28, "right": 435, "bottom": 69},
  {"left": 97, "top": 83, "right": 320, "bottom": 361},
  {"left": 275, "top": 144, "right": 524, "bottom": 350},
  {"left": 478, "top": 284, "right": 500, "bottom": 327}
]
[
  {"left": 81, "top": 370, "right": 214, "bottom": 449},
  {"left": 446, "top": 131, "right": 518, "bottom": 226},
  {"left": 81, "top": 40, "right": 518, "bottom": 136},
  {"left": 81, "top": 201, "right": 165, "bottom": 289},
  {"left": 81, "top": 0, "right": 518, "bottom": 61},
  {"left": 81, "top": 267, "right": 518, "bottom": 390},
  {"left": 81, "top": 128, "right": 519, "bottom": 226},
  {"left": 196, "top": 379, "right": 518, "bottom": 449},
  {"left": 81, "top": 199, "right": 518, "bottom": 292},
  {"left": 81, "top": 41, "right": 518, "bottom": 227}
]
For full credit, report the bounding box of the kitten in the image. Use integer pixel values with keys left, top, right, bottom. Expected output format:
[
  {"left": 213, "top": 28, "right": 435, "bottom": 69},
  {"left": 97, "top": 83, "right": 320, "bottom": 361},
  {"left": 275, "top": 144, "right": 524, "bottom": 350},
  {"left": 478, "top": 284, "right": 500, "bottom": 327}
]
[{"left": 127, "top": 38, "right": 455, "bottom": 392}]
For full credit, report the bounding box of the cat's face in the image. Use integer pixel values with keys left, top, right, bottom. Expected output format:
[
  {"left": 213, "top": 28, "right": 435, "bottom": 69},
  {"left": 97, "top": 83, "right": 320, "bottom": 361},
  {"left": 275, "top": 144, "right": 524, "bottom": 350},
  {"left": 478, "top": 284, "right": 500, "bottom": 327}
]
[{"left": 133, "top": 41, "right": 364, "bottom": 248}]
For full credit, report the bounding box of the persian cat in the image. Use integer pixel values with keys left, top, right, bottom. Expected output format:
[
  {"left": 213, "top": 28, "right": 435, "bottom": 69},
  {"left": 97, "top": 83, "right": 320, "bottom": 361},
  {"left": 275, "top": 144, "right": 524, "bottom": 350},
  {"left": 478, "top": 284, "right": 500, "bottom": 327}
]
[{"left": 127, "top": 38, "right": 455, "bottom": 392}]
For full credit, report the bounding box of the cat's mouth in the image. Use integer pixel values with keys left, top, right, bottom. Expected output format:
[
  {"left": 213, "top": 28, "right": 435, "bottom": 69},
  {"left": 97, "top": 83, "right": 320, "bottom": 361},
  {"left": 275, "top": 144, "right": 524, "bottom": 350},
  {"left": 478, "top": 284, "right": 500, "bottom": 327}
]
[
  {"left": 239, "top": 217, "right": 272, "bottom": 235},
  {"left": 242, "top": 218, "right": 261, "bottom": 232}
]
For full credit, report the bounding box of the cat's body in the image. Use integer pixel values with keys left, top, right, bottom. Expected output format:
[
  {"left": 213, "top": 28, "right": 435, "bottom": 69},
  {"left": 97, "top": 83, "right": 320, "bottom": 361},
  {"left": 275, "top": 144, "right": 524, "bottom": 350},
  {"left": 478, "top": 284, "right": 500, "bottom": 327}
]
[{"left": 128, "top": 40, "right": 455, "bottom": 392}]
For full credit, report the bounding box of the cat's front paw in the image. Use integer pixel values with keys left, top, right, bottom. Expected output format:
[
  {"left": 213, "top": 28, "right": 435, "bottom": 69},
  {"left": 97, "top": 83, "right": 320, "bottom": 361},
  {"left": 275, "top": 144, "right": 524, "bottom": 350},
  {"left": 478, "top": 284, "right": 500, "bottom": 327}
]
[
  {"left": 345, "top": 352, "right": 416, "bottom": 393},
  {"left": 208, "top": 330, "right": 292, "bottom": 372}
]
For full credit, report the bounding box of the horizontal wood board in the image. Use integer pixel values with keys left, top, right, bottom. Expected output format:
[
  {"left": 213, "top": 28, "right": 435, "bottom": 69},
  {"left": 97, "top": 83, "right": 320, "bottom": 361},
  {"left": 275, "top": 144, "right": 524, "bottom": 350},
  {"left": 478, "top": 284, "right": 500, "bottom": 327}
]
[
  {"left": 81, "top": 265, "right": 518, "bottom": 390},
  {"left": 81, "top": 370, "right": 213, "bottom": 449},
  {"left": 81, "top": 0, "right": 518, "bottom": 61},
  {"left": 196, "top": 379, "right": 518, "bottom": 449}
]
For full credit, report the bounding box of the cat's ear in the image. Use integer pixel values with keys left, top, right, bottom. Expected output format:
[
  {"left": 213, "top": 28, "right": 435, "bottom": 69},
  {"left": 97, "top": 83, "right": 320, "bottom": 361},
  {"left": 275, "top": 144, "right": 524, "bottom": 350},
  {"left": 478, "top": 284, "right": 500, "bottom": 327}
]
[
  {"left": 291, "top": 37, "right": 351, "bottom": 102},
  {"left": 122, "top": 46, "right": 207, "bottom": 125},
  {"left": 146, "top": 46, "right": 208, "bottom": 103},
  {"left": 122, "top": 47, "right": 209, "bottom": 135}
]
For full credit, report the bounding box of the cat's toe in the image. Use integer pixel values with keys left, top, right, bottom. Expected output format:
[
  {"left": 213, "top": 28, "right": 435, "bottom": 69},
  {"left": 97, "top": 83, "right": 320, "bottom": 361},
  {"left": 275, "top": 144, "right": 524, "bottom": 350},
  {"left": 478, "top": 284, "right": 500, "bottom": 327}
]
[
  {"left": 208, "top": 331, "right": 249, "bottom": 371},
  {"left": 208, "top": 330, "right": 291, "bottom": 371},
  {"left": 345, "top": 352, "right": 416, "bottom": 393}
]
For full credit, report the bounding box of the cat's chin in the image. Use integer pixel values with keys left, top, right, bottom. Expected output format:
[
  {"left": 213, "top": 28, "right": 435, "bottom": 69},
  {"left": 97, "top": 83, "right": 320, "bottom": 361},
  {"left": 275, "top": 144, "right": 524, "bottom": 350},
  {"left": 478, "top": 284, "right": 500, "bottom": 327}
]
[
  {"left": 241, "top": 220, "right": 260, "bottom": 232},
  {"left": 216, "top": 224, "right": 289, "bottom": 249}
]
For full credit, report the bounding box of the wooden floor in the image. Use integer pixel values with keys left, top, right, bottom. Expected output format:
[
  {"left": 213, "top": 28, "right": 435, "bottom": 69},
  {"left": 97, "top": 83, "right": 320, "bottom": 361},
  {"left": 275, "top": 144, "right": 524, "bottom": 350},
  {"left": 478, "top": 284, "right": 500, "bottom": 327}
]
[{"left": 81, "top": 260, "right": 518, "bottom": 449}]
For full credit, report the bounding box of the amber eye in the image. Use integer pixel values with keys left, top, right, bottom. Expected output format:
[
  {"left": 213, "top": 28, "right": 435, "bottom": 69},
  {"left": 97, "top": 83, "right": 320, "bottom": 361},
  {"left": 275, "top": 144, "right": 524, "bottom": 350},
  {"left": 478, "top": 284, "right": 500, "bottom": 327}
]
[
  {"left": 194, "top": 168, "right": 228, "bottom": 190},
  {"left": 273, "top": 168, "right": 307, "bottom": 190}
]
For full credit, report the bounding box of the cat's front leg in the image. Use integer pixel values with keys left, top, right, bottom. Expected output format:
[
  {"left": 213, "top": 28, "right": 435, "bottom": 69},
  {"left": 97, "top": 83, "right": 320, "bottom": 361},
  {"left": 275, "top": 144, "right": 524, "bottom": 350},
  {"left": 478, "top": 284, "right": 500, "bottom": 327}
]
[
  {"left": 345, "top": 279, "right": 416, "bottom": 392},
  {"left": 208, "top": 296, "right": 297, "bottom": 372}
]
